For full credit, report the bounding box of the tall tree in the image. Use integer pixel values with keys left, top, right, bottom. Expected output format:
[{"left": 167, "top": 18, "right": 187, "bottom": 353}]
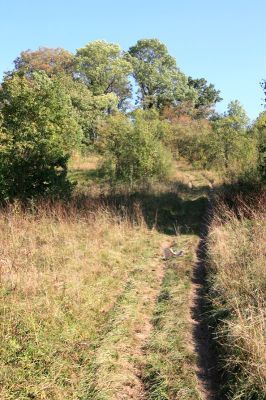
[
  {"left": 128, "top": 38, "right": 196, "bottom": 110},
  {"left": 13, "top": 47, "right": 74, "bottom": 77},
  {"left": 188, "top": 77, "right": 222, "bottom": 117},
  {"left": 9, "top": 46, "right": 120, "bottom": 145},
  {"left": 212, "top": 101, "right": 251, "bottom": 170},
  {"left": 226, "top": 100, "right": 249, "bottom": 129},
  {"left": 75, "top": 40, "right": 133, "bottom": 107},
  {"left": 57, "top": 74, "right": 119, "bottom": 144}
]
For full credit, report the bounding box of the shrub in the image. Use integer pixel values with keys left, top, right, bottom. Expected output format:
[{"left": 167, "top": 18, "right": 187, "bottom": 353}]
[
  {"left": 98, "top": 110, "right": 174, "bottom": 186},
  {"left": 0, "top": 72, "right": 82, "bottom": 199},
  {"left": 171, "top": 115, "right": 258, "bottom": 180}
]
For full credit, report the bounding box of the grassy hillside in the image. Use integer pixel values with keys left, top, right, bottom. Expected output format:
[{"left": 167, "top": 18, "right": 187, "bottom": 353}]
[
  {"left": 0, "top": 156, "right": 217, "bottom": 399},
  {"left": 1, "top": 154, "right": 264, "bottom": 399}
]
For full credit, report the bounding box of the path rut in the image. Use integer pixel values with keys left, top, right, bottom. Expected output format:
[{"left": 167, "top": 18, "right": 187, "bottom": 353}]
[{"left": 190, "top": 193, "right": 223, "bottom": 400}]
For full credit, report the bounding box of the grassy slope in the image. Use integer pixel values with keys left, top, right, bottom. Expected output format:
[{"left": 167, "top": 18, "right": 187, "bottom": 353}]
[{"left": 0, "top": 155, "right": 218, "bottom": 399}]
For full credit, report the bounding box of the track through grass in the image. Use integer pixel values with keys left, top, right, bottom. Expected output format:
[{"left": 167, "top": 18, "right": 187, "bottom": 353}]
[{"left": 0, "top": 156, "right": 220, "bottom": 399}]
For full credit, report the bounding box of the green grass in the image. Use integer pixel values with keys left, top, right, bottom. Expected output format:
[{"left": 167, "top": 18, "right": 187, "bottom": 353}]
[
  {"left": 83, "top": 236, "right": 165, "bottom": 399},
  {"left": 143, "top": 235, "right": 203, "bottom": 400}
]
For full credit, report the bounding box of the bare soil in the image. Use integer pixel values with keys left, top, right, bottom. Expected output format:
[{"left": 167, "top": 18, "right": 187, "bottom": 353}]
[{"left": 190, "top": 198, "right": 223, "bottom": 400}]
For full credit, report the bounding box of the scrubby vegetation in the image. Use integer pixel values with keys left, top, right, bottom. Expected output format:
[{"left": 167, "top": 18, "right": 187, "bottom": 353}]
[{"left": 1, "top": 38, "right": 264, "bottom": 201}]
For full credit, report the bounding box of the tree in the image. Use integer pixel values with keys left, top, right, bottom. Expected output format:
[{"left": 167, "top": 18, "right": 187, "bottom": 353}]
[
  {"left": 10, "top": 45, "right": 120, "bottom": 146},
  {"left": 211, "top": 102, "right": 255, "bottom": 174},
  {"left": 226, "top": 100, "right": 249, "bottom": 129},
  {"left": 0, "top": 72, "right": 82, "bottom": 199},
  {"left": 12, "top": 47, "right": 74, "bottom": 77},
  {"left": 188, "top": 77, "right": 222, "bottom": 117},
  {"left": 57, "top": 74, "right": 118, "bottom": 144},
  {"left": 253, "top": 112, "right": 266, "bottom": 181},
  {"left": 75, "top": 40, "right": 133, "bottom": 107},
  {"left": 128, "top": 38, "right": 196, "bottom": 110}
]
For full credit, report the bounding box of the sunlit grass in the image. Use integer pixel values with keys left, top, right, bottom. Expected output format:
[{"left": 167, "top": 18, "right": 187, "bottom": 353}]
[
  {"left": 0, "top": 202, "right": 164, "bottom": 399},
  {"left": 207, "top": 198, "right": 266, "bottom": 399},
  {"left": 0, "top": 154, "right": 220, "bottom": 399}
]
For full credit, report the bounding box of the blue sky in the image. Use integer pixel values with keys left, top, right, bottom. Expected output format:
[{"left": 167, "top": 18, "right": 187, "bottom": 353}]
[{"left": 1, "top": 0, "right": 265, "bottom": 120}]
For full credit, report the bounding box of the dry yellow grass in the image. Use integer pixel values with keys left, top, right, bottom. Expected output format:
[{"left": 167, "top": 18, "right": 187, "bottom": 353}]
[
  {"left": 69, "top": 152, "right": 101, "bottom": 171},
  {"left": 0, "top": 155, "right": 221, "bottom": 399},
  {"left": 207, "top": 199, "right": 266, "bottom": 399},
  {"left": 0, "top": 202, "right": 164, "bottom": 399}
]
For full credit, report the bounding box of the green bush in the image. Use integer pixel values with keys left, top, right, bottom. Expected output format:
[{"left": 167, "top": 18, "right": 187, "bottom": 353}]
[
  {"left": 0, "top": 72, "right": 82, "bottom": 199},
  {"left": 173, "top": 114, "right": 258, "bottom": 180},
  {"left": 172, "top": 118, "right": 214, "bottom": 168},
  {"left": 98, "top": 110, "right": 174, "bottom": 186}
]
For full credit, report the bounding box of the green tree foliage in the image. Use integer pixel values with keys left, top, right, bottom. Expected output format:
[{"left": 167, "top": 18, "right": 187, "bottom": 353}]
[
  {"left": 165, "top": 100, "right": 257, "bottom": 178},
  {"left": 187, "top": 77, "right": 222, "bottom": 117},
  {"left": 128, "top": 39, "right": 196, "bottom": 110},
  {"left": 76, "top": 40, "right": 133, "bottom": 107},
  {"left": 253, "top": 112, "right": 266, "bottom": 181},
  {"left": 10, "top": 46, "right": 120, "bottom": 146},
  {"left": 57, "top": 74, "right": 118, "bottom": 145},
  {"left": 98, "top": 110, "right": 173, "bottom": 185},
  {"left": 226, "top": 100, "right": 250, "bottom": 129},
  {"left": 163, "top": 108, "right": 214, "bottom": 167},
  {"left": 0, "top": 72, "right": 82, "bottom": 199},
  {"left": 0, "top": 37, "right": 260, "bottom": 198},
  {"left": 209, "top": 102, "right": 256, "bottom": 177}
]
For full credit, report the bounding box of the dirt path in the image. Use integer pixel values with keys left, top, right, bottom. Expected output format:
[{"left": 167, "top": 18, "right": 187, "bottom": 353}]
[{"left": 190, "top": 194, "right": 222, "bottom": 400}]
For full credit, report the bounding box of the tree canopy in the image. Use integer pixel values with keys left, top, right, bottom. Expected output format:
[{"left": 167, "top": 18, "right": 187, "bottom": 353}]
[
  {"left": 13, "top": 47, "right": 74, "bottom": 77},
  {"left": 129, "top": 39, "right": 196, "bottom": 109},
  {"left": 187, "top": 77, "right": 222, "bottom": 117},
  {"left": 0, "top": 37, "right": 263, "bottom": 199},
  {"left": 76, "top": 40, "right": 133, "bottom": 107}
]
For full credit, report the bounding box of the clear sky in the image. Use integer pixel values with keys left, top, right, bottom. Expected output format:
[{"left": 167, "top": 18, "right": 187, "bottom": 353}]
[{"left": 1, "top": 0, "right": 265, "bottom": 120}]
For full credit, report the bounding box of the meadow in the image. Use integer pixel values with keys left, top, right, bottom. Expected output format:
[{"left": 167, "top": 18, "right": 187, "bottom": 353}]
[{"left": 0, "top": 156, "right": 216, "bottom": 400}]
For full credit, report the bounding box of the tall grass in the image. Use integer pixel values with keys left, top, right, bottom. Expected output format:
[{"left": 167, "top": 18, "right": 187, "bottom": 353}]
[
  {"left": 206, "top": 196, "right": 266, "bottom": 399},
  {"left": 0, "top": 158, "right": 221, "bottom": 399},
  {"left": 0, "top": 201, "right": 162, "bottom": 399}
]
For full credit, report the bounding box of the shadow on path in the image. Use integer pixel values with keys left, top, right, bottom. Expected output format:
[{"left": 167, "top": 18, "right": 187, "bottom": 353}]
[{"left": 190, "top": 199, "right": 224, "bottom": 400}]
